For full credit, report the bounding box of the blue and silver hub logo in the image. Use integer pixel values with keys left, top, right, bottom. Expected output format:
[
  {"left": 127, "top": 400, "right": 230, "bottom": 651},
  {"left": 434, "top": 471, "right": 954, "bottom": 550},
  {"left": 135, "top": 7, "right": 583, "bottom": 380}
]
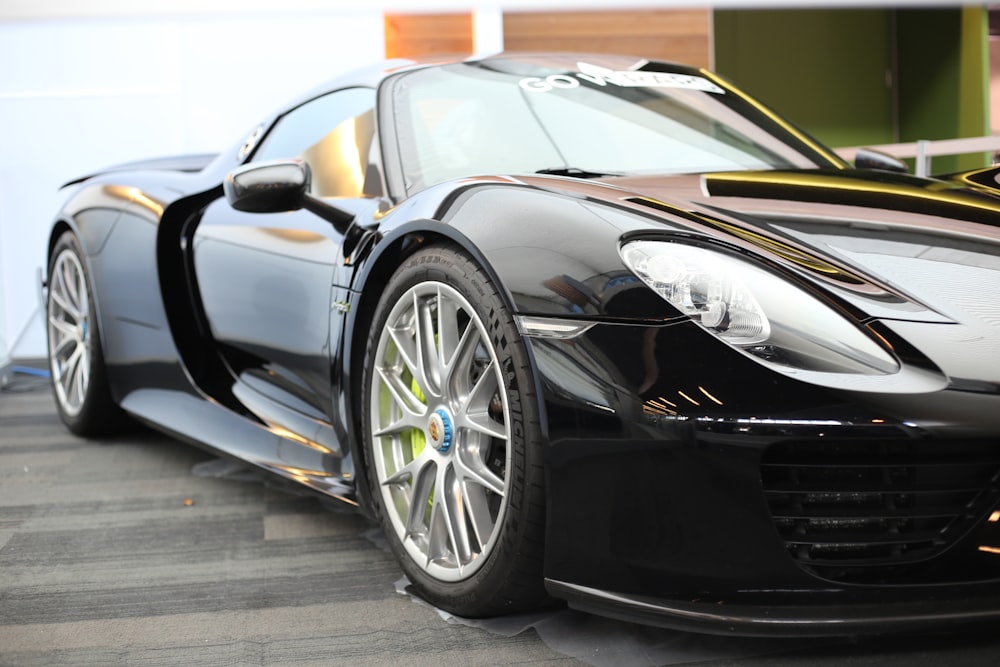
[{"left": 427, "top": 408, "right": 454, "bottom": 453}]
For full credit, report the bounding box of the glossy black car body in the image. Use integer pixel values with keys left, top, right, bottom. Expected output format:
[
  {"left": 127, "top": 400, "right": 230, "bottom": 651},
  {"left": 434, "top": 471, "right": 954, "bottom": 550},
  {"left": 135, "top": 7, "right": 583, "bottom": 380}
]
[{"left": 45, "top": 53, "right": 1000, "bottom": 635}]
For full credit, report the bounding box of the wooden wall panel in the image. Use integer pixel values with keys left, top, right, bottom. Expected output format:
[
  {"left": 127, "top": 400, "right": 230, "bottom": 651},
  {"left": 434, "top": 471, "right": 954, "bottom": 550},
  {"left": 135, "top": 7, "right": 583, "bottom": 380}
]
[
  {"left": 503, "top": 10, "right": 712, "bottom": 69},
  {"left": 384, "top": 13, "right": 473, "bottom": 59}
]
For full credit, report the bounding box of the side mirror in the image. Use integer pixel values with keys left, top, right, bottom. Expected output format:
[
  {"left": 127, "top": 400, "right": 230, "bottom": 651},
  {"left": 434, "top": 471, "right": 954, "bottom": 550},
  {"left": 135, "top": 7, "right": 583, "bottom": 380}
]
[
  {"left": 223, "top": 158, "right": 361, "bottom": 247},
  {"left": 224, "top": 159, "right": 310, "bottom": 213},
  {"left": 854, "top": 148, "right": 909, "bottom": 174}
]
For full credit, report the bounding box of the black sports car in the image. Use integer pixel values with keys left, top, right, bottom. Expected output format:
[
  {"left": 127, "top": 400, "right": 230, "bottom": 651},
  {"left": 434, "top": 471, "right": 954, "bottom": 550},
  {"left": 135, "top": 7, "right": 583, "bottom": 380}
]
[{"left": 45, "top": 53, "right": 1000, "bottom": 635}]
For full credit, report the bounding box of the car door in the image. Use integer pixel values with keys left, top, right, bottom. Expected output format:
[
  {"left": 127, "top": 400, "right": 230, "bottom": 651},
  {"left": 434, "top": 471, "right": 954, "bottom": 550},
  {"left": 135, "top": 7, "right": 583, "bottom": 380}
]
[{"left": 192, "top": 87, "right": 378, "bottom": 431}]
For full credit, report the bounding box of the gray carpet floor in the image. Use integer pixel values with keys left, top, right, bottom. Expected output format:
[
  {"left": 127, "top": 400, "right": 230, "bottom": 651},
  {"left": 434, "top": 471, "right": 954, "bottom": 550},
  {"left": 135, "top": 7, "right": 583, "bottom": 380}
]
[{"left": 2, "top": 372, "right": 998, "bottom": 666}]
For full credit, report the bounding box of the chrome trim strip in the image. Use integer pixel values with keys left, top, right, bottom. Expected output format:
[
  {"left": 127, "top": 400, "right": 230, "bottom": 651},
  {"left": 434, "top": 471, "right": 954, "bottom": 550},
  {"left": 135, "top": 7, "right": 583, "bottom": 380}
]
[{"left": 515, "top": 316, "right": 595, "bottom": 339}]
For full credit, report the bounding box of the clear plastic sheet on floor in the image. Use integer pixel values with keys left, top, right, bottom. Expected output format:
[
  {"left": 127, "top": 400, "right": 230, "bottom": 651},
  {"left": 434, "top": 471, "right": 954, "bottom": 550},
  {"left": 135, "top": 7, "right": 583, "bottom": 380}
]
[
  {"left": 395, "top": 576, "right": 837, "bottom": 667},
  {"left": 199, "top": 468, "right": 840, "bottom": 667}
]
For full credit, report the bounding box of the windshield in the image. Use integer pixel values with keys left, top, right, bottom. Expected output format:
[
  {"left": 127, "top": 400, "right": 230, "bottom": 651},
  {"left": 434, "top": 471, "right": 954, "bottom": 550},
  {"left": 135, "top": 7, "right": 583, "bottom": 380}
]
[{"left": 389, "top": 57, "right": 844, "bottom": 195}]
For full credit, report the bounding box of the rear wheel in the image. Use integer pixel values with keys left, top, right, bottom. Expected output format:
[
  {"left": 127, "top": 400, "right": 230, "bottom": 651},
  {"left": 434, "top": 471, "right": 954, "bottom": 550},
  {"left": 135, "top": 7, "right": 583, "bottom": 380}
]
[
  {"left": 47, "top": 231, "right": 124, "bottom": 435},
  {"left": 361, "top": 245, "right": 546, "bottom": 616}
]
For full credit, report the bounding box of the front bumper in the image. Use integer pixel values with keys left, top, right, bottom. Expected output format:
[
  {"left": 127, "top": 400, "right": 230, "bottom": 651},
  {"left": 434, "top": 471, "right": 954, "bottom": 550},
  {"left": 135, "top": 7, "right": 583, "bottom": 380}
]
[
  {"left": 546, "top": 579, "right": 1000, "bottom": 636},
  {"left": 526, "top": 319, "right": 1000, "bottom": 634}
]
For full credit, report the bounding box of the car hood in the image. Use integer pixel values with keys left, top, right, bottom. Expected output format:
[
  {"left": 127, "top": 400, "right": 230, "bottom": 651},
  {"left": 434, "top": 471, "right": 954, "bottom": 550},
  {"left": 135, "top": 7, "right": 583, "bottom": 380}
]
[{"left": 545, "top": 169, "right": 1000, "bottom": 388}]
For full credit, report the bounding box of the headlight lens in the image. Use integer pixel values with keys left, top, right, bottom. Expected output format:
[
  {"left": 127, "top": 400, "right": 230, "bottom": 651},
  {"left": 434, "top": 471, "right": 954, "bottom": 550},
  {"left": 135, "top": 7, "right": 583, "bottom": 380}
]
[{"left": 620, "top": 240, "right": 899, "bottom": 375}]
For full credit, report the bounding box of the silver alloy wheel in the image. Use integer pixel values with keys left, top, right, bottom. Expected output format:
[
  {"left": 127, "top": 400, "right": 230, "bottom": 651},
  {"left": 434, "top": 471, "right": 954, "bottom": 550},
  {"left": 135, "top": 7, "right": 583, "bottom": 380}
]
[
  {"left": 47, "top": 247, "right": 92, "bottom": 418},
  {"left": 369, "top": 281, "right": 511, "bottom": 582}
]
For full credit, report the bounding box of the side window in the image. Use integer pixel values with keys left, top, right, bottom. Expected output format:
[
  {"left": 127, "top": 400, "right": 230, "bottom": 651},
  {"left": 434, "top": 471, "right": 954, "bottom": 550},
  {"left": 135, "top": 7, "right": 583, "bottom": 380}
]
[{"left": 252, "top": 87, "right": 379, "bottom": 199}]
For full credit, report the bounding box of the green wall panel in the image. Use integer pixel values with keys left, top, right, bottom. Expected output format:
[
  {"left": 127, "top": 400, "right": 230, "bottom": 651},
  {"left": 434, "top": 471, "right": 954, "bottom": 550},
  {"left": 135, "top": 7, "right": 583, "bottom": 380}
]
[
  {"left": 714, "top": 7, "right": 991, "bottom": 174},
  {"left": 714, "top": 9, "right": 894, "bottom": 150}
]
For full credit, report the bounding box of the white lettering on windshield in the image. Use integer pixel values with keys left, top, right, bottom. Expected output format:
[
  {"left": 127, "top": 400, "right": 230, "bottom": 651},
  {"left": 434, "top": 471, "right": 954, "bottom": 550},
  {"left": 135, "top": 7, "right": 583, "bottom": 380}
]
[
  {"left": 518, "top": 74, "right": 581, "bottom": 93},
  {"left": 518, "top": 62, "right": 725, "bottom": 94}
]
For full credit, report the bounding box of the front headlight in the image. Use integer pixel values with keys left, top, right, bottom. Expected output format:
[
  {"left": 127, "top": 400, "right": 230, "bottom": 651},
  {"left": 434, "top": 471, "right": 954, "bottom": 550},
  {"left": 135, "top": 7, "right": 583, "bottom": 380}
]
[{"left": 620, "top": 240, "right": 899, "bottom": 376}]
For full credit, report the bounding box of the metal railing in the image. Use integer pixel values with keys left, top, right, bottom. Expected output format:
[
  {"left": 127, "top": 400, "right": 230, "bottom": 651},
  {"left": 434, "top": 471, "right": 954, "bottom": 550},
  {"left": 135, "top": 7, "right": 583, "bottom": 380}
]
[{"left": 835, "top": 135, "right": 1000, "bottom": 177}]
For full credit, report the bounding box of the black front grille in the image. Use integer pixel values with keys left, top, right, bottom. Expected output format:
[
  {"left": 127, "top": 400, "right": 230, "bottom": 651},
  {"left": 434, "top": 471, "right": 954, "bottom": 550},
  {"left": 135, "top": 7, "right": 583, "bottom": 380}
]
[{"left": 761, "top": 438, "right": 1000, "bottom": 583}]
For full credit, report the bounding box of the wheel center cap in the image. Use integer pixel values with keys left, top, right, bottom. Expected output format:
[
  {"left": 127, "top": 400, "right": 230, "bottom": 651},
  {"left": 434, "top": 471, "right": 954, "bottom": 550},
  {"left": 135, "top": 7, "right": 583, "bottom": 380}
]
[{"left": 427, "top": 408, "right": 454, "bottom": 453}]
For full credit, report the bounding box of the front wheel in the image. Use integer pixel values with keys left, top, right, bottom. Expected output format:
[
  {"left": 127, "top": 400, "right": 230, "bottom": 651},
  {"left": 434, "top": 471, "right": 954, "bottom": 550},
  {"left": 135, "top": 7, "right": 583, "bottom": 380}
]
[{"left": 361, "top": 245, "right": 546, "bottom": 616}]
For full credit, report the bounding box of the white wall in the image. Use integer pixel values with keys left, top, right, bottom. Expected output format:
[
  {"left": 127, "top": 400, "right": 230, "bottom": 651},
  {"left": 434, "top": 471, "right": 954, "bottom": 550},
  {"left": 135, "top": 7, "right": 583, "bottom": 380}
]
[
  {"left": 0, "top": 0, "right": 968, "bottom": 360},
  {"left": 0, "top": 10, "right": 385, "bottom": 358}
]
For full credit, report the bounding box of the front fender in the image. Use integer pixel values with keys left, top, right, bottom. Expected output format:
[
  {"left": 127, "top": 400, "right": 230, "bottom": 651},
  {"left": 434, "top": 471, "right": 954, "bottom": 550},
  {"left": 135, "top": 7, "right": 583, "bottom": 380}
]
[
  {"left": 336, "top": 180, "right": 679, "bottom": 509},
  {"left": 355, "top": 182, "right": 678, "bottom": 321}
]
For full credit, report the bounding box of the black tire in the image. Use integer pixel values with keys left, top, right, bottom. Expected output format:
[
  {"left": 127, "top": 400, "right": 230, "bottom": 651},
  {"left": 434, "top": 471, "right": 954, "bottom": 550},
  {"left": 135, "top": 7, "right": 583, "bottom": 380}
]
[
  {"left": 46, "top": 231, "right": 125, "bottom": 435},
  {"left": 361, "top": 245, "right": 547, "bottom": 616}
]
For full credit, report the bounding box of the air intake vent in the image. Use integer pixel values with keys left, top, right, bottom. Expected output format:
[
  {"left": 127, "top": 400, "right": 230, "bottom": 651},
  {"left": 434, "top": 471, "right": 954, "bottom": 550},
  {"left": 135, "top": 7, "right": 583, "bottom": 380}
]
[{"left": 761, "top": 439, "right": 1000, "bottom": 583}]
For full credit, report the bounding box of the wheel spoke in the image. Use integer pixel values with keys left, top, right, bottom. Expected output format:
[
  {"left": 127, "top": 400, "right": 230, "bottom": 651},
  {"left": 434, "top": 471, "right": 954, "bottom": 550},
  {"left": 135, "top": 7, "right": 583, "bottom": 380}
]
[
  {"left": 414, "top": 292, "right": 442, "bottom": 398},
  {"left": 426, "top": 501, "right": 450, "bottom": 568},
  {"left": 372, "top": 410, "right": 424, "bottom": 438},
  {"left": 373, "top": 374, "right": 427, "bottom": 478},
  {"left": 49, "top": 329, "right": 77, "bottom": 360},
  {"left": 436, "top": 288, "right": 463, "bottom": 369},
  {"left": 431, "top": 464, "right": 472, "bottom": 567},
  {"left": 73, "top": 350, "right": 89, "bottom": 407},
  {"left": 61, "top": 347, "right": 83, "bottom": 405},
  {"left": 49, "top": 286, "right": 81, "bottom": 321},
  {"left": 52, "top": 350, "right": 68, "bottom": 385},
  {"left": 459, "top": 361, "right": 507, "bottom": 440},
  {"left": 444, "top": 317, "right": 479, "bottom": 397},
  {"left": 382, "top": 455, "right": 422, "bottom": 488},
  {"left": 462, "top": 479, "right": 498, "bottom": 550},
  {"left": 387, "top": 324, "right": 419, "bottom": 384},
  {"left": 375, "top": 366, "right": 427, "bottom": 418},
  {"left": 456, "top": 449, "right": 506, "bottom": 497},
  {"left": 48, "top": 314, "right": 74, "bottom": 337},
  {"left": 405, "top": 461, "right": 436, "bottom": 540},
  {"left": 443, "top": 467, "right": 473, "bottom": 564},
  {"left": 463, "top": 413, "right": 507, "bottom": 441},
  {"left": 60, "top": 259, "right": 82, "bottom": 313}
]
